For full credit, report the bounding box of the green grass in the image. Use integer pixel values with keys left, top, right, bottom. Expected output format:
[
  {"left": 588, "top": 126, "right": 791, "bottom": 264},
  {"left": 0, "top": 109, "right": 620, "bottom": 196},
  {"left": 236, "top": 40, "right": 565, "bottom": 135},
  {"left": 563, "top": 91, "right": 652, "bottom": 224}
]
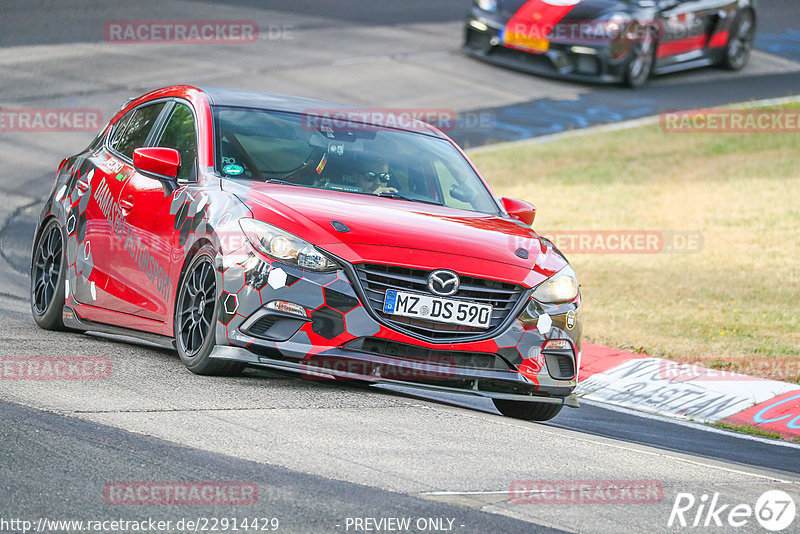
[
  {"left": 713, "top": 421, "right": 784, "bottom": 440},
  {"left": 469, "top": 104, "right": 800, "bottom": 383}
]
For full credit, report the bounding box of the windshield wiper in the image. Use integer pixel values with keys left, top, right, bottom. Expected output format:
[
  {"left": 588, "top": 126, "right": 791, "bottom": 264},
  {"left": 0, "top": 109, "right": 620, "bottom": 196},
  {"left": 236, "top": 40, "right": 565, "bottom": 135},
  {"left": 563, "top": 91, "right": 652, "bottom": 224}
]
[
  {"left": 266, "top": 179, "right": 300, "bottom": 186},
  {"left": 376, "top": 192, "right": 443, "bottom": 206}
]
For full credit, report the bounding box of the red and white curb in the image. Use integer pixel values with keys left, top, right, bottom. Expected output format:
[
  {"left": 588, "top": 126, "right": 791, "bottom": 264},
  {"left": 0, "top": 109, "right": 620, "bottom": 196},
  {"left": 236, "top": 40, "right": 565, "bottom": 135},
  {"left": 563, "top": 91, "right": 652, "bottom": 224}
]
[{"left": 577, "top": 344, "right": 800, "bottom": 441}]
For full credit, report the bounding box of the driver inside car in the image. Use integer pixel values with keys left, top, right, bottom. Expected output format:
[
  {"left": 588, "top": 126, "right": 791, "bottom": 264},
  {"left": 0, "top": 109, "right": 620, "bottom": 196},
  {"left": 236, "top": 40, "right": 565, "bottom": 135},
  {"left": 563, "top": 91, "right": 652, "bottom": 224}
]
[{"left": 355, "top": 156, "right": 398, "bottom": 195}]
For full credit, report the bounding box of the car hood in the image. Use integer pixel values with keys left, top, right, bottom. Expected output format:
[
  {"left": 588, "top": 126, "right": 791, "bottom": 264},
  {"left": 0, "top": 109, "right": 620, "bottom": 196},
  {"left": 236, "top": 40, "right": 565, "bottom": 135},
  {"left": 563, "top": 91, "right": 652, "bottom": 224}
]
[
  {"left": 498, "top": 0, "right": 641, "bottom": 22},
  {"left": 226, "top": 182, "right": 566, "bottom": 286}
]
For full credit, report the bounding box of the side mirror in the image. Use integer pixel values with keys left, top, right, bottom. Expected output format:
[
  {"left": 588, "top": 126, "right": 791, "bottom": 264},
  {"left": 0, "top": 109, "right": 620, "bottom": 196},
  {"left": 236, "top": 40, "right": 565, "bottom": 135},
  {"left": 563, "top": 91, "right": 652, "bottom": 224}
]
[
  {"left": 501, "top": 197, "right": 536, "bottom": 226},
  {"left": 133, "top": 147, "right": 181, "bottom": 180}
]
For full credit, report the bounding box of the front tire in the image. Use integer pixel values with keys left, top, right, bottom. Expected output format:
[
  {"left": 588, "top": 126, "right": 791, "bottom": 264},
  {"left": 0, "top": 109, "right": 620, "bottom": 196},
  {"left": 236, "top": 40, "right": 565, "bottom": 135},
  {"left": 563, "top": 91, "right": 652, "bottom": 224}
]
[
  {"left": 30, "top": 219, "right": 67, "bottom": 330},
  {"left": 493, "top": 399, "right": 563, "bottom": 421},
  {"left": 175, "top": 246, "right": 243, "bottom": 376},
  {"left": 624, "top": 29, "right": 656, "bottom": 89},
  {"left": 721, "top": 9, "right": 755, "bottom": 71}
]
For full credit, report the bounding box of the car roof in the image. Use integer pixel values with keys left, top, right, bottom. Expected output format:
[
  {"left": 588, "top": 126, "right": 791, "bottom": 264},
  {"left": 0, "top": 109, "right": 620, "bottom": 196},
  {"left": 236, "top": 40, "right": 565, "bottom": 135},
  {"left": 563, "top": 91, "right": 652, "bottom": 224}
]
[{"left": 198, "top": 86, "right": 446, "bottom": 139}]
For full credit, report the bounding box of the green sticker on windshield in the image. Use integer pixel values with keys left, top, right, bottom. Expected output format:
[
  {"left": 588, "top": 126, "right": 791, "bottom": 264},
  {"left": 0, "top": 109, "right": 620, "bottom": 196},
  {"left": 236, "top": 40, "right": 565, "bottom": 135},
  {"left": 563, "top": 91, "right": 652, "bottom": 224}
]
[{"left": 223, "top": 164, "right": 244, "bottom": 176}]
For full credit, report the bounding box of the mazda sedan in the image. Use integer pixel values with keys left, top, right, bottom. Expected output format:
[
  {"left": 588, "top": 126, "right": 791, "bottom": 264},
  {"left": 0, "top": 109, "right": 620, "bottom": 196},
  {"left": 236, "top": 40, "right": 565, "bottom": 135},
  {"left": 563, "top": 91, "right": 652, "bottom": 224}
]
[{"left": 31, "top": 86, "right": 582, "bottom": 421}]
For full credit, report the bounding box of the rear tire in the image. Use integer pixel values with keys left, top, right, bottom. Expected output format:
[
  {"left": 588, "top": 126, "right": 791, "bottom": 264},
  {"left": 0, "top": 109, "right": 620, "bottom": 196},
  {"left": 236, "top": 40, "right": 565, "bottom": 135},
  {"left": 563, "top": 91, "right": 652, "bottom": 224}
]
[
  {"left": 493, "top": 399, "right": 563, "bottom": 421},
  {"left": 721, "top": 9, "right": 755, "bottom": 71},
  {"left": 30, "top": 219, "right": 67, "bottom": 331},
  {"left": 175, "top": 246, "right": 244, "bottom": 376}
]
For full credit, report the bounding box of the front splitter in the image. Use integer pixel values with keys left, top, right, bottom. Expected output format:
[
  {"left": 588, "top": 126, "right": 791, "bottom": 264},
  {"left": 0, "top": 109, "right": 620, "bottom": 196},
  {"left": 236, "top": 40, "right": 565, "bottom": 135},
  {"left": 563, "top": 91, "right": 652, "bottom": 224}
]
[{"left": 210, "top": 345, "right": 580, "bottom": 408}]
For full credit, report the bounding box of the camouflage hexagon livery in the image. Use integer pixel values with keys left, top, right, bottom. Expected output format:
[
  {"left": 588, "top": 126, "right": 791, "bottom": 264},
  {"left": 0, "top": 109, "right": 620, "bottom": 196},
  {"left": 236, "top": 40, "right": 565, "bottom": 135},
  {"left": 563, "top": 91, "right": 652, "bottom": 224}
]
[
  {"left": 40, "top": 156, "right": 98, "bottom": 306},
  {"left": 37, "top": 148, "right": 581, "bottom": 394},
  {"left": 31, "top": 85, "right": 583, "bottom": 412},
  {"left": 344, "top": 306, "right": 380, "bottom": 338}
]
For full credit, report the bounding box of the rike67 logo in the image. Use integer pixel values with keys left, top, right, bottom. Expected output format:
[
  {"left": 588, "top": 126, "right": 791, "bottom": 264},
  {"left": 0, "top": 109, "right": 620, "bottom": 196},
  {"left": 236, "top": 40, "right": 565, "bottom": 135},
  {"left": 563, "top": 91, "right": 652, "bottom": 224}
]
[{"left": 669, "top": 490, "right": 796, "bottom": 531}]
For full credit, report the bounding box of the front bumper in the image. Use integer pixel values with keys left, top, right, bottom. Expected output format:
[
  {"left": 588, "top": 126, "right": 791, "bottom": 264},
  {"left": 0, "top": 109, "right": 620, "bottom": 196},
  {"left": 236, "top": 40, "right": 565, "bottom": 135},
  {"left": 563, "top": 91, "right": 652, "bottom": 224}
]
[
  {"left": 210, "top": 345, "right": 579, "bottom": 407},
  {"left": 213, "top": 244, "right": 582, "bottom": 406},
  {"left": 463, "top": 17, "right": 632, "bottom": 84}
]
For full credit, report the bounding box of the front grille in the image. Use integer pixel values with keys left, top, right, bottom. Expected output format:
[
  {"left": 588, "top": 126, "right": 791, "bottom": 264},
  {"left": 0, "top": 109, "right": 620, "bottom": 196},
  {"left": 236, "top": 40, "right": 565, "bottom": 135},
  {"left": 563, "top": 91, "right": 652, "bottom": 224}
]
[
  {"left": 354, "top": 263, "right": 526, "bottom": 341},
  {"left": 347, "top": 338, "right": 513, "bottom": 371},
  {"left": 491, "top": 46, "right": 558, "bottom": 72}
]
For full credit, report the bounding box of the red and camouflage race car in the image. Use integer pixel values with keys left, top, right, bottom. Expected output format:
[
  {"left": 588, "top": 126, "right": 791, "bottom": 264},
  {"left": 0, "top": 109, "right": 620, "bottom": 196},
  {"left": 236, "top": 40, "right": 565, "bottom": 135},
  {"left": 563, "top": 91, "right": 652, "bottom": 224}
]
[
  {"left": 464, "top": 0, "right": 757, "bottom": 87},
  {"left": 31, "top": 86, "right": 582, "bottom": 421}
]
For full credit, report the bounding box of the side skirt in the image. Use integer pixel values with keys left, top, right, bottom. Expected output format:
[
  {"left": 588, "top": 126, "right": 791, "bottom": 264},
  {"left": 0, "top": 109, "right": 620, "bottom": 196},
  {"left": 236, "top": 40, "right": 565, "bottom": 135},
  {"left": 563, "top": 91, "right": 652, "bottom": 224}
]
[
  {"left": 653, "top": 55, "right": 717, "bottom": 76},
  {"left": 62, "top": 305, "right": 176, "bottom": 349}
]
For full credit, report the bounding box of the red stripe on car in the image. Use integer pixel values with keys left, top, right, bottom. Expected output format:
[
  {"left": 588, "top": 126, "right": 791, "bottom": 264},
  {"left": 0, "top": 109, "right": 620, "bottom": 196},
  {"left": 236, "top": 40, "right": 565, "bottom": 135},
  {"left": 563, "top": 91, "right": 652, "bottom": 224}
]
[
  {"left": 708, "top": 30, "right": 729, "bottom": 48},
  {"left": 656, "top": 34, "right": 707, "bottom": 58},
  {"left": 505, "top": 0, "right": 582, "bottom": 45}
]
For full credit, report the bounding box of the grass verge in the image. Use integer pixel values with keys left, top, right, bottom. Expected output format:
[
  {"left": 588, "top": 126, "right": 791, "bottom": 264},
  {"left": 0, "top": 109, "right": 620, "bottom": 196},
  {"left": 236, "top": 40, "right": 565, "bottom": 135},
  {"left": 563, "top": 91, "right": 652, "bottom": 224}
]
[
  {"left": 712, "top": 421, "right": 783, "bottom": 440},
  {"left": 470, "top": 104, "right": 800, "bottom": 383}
]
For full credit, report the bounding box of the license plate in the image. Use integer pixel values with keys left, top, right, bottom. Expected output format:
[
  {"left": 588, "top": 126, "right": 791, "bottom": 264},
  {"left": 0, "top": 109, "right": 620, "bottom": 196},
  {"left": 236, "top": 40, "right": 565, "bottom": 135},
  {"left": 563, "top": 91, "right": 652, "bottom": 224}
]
[
  {"left": 382, "top": 290, "right": 492, "bottom": 329},
  {"left": 504, "top": 31, "right": 549, "bottom": 53}
]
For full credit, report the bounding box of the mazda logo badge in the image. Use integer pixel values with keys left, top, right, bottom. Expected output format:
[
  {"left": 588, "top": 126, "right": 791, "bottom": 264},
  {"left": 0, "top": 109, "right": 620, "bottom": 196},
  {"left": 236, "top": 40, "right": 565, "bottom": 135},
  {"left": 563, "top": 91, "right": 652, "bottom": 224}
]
[{"left": 428, "top": 270, "right": 460, "bottom": 296}]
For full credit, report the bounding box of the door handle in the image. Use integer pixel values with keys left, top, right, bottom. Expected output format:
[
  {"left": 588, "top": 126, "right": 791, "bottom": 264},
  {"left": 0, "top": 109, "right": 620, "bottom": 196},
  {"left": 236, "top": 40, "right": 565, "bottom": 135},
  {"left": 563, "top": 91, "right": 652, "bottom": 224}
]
[{"left": 119, "top": 195, "right": 134, "bottom": 214}]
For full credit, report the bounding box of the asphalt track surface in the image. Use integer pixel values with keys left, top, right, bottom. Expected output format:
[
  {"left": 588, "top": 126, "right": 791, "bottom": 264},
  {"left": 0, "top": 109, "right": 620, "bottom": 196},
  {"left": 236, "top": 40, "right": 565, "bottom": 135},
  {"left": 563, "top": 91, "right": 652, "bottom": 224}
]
[{"left": 1, "top": 2, "right": 800, "bottom": 533}]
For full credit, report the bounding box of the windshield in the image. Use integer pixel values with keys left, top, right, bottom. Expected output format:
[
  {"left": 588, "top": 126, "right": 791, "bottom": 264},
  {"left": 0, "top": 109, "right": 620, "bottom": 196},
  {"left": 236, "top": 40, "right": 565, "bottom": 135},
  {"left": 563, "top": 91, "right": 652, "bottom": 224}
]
[{"left": 213, "top": 106, "right": 500, "bottom": 214}]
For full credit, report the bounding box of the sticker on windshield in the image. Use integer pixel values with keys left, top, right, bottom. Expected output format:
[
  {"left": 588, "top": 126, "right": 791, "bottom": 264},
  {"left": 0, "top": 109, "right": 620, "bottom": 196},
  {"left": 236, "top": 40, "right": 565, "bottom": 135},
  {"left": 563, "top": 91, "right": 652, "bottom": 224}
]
[
  {"left": 223, "top": 164, "right": 244, "bottom": 176},
  {"left": 316, "top": 154, "right": 328, "bottom": 175},
  {"left": 326, "top": 183, "right": 361, "bottom": 193}
]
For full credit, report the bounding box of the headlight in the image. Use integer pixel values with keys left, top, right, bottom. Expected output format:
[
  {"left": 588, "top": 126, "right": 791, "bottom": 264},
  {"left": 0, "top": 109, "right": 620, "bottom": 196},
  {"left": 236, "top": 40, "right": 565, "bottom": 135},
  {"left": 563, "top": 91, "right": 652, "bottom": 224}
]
[
  {"left": 531, "top": 264, "right": 579, "bottom": 304},
  {"left": 605, "top": 13, "right": 632, "bottom": 39},
  {"left": 476, "top": 0, "right": 497, "bottom": 12},
  {"left": 239, "top": 219, "right": 337, "bottom": 271}
]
